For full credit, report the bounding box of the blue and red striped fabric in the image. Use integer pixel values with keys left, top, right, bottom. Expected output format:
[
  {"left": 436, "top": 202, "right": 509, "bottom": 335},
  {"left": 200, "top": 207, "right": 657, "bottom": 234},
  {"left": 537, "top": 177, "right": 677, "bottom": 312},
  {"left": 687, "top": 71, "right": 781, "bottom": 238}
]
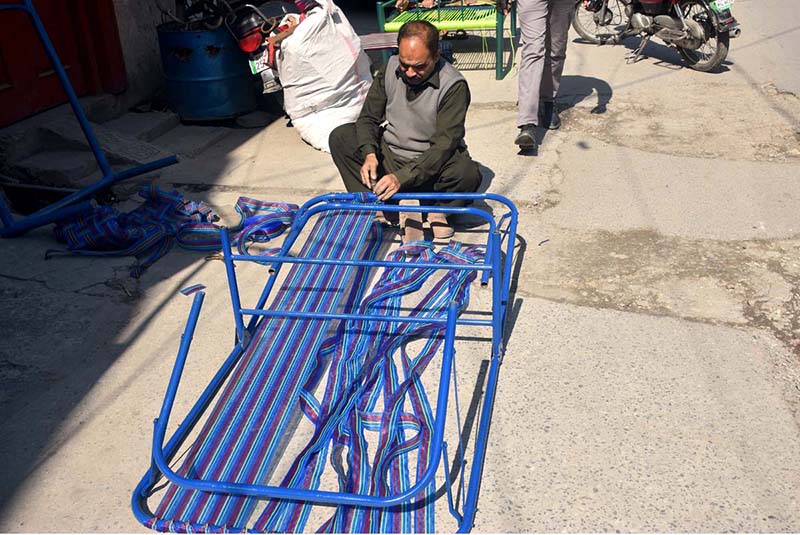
[
  {"left": 143, "top": 195, "right": 484, "bottom": 533},
  {"left": 249, "top": 241, "right": 483, "bottom": 534},
  {"left": 148, "top": 205, "right": 382, "bottom": 532},
  {"left": 48, "top": 186, "right": 297, "bottom": 278}
]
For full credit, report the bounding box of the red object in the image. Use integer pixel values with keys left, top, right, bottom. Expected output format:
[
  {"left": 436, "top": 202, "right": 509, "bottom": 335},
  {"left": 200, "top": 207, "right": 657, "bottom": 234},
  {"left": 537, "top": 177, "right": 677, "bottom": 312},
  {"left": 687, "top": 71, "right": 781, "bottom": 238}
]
[
  {"left": 238, "top": 30, "right": 263, "bottom": 53},
  {"left": 0, "top": 0, "right": 127, "bottom": 127}
]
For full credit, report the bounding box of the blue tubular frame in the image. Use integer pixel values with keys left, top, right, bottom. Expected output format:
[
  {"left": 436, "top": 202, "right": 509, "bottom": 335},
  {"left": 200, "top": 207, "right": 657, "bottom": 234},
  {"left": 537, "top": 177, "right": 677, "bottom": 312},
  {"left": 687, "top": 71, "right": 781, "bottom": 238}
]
[
  {"left": 0, "top": 0, "right": 178, "bottom": 238},
  {"left": 132, "top": 192, "right": 519, "bottom": 532}
]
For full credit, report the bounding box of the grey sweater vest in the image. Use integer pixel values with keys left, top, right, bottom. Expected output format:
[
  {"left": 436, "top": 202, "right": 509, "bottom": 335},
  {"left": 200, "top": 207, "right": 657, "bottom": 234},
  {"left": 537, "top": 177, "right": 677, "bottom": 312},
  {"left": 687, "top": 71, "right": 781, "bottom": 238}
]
[{"left": 382, "top": 56, "right": 466, "bottom": 160}]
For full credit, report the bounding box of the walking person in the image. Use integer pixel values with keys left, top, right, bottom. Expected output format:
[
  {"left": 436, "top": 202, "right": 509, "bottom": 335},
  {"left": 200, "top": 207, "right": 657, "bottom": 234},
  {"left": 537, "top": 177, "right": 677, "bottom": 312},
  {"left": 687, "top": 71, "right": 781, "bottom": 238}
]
[{"left": 502, "top": 0, "right": 574, "bottom": 151}]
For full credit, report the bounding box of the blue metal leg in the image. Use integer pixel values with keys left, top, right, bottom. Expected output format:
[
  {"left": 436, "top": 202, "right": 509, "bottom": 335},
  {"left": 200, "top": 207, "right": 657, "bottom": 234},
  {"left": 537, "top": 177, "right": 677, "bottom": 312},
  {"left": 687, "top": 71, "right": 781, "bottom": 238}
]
[
  {"left": 0, "top": 193, "right": 16, "bottom": 227},
  {"left": 0, "top": 200, "right": 94, "bottom": 238},
  {"left": 220, "top": 229, "right": 246, "bottom": 344},
  {"left": 133, "top": 339, "right": 246, "bottom": 525},
  {"left": 2, "top": 0, "right": 112, "bottom": 176},
  {"left": 442, "top": 442, "right": 464, "bottom": 525},
  {"left": 35, "top": 156, "right": 178, "bottom": 220},
  {"left": 154, "top": 291, "right": 206, "bottom": 436},
  {"left": 459, "top": 229, "right": 505, "bottom": 533}
]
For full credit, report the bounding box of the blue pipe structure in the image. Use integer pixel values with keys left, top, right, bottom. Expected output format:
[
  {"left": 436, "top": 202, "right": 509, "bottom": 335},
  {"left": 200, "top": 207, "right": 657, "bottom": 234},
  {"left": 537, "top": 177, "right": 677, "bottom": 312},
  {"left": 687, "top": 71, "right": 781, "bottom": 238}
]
[
  {"left": 239, "top": 308, "right": 493, "bottom": 327},
  {"left": 146, "top": 301, "right": 460, "bottom": 508},
  {"left": 0, "top": 199, "right": 94, "bottom": 238},
  {"left": 220, "top": 229, "right": 246, "bottom": 344},
  {"left": 132, "top": 193, "right": 519, "bottom": 532},
  {"left": 0, "top": 0, "right": 178, "bottom": 238}
]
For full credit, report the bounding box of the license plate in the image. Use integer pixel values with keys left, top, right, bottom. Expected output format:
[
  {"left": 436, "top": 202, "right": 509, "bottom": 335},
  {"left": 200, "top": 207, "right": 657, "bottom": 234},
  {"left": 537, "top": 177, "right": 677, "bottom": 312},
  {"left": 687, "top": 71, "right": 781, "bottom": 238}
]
[
  {"left": 711, "top": 0, "right": 734, "bottom": 11},
  {"left": 248, "top": 50, "right": 270, "bottom": 74}
]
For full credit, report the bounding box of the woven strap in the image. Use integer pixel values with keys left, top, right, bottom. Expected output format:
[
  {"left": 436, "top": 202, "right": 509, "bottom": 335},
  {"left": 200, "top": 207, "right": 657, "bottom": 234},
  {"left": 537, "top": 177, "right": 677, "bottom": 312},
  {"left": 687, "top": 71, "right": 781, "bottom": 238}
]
[
  {"left": 148, "top": 205, "right": 381, "bottom": 532},
  {"left": 253, "top": 241, "right": 484, "bottom": 533},
  {"left": 48, "top": 186, "right": 297, "bottom": 278}
]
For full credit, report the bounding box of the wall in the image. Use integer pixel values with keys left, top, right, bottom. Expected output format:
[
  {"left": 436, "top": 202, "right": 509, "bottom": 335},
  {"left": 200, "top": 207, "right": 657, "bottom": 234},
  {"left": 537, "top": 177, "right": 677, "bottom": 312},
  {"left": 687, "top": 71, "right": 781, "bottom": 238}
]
[{"left": 111, "top": 0, "right": 167, "bottom": 110}]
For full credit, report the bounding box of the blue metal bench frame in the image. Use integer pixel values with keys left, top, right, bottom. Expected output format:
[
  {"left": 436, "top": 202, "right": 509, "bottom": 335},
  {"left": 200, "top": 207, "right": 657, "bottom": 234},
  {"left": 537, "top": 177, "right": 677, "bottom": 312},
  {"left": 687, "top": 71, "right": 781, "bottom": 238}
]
[{"left": 132, "top": 192, "right": 519, "bottom": 532}]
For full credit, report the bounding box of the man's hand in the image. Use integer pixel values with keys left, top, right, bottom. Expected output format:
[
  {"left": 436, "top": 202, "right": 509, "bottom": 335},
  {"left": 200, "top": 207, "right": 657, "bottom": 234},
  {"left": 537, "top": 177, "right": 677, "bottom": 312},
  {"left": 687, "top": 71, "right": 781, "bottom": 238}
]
[
  {"left": 373, "top": 174, "right": 401, "bottom": 201},
  {"left": 360, "top": 153, "right": 379, "bottom": 188},
  {"left": 395, "top": 0, "right": 410, "bottom": 11}
]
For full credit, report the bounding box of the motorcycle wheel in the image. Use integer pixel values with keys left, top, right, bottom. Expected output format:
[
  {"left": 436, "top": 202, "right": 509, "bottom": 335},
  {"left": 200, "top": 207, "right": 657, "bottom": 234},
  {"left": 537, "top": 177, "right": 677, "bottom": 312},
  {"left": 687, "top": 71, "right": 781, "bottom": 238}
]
[
  {"left": 572, "top": 0, "right": 630, "bottom": 44},
  {"left": 676, "top": 1, "right": 730, "bottom": 72}
]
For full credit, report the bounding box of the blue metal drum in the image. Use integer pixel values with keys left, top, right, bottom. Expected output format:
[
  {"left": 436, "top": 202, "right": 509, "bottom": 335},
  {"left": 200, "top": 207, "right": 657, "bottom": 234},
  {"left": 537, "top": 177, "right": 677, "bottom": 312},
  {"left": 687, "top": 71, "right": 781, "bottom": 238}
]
[{"left": 157, "top": 22, "right": 257, "bottom": 121}]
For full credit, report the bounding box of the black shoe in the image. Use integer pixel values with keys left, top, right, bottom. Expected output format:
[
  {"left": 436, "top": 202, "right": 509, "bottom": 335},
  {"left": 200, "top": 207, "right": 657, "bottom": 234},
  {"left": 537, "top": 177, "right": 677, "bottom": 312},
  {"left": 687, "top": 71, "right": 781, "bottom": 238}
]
[
  {"left": 514, "top": 125, "right": 537, "bottom": 150},
  {"left": 540, "top": 101, "right": 561, "bottom": 130}
]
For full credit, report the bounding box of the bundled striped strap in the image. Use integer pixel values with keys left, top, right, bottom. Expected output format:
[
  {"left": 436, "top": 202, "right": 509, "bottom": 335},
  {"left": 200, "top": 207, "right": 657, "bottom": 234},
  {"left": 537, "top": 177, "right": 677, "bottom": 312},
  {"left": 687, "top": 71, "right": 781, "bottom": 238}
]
[
  {"left": 147, "top": 205, "right": 382, "bottom": 533},
  {"left": 253, "top": 241, "right": 484, "bottom": 533},
  {"left": 176, "top": 197, "right": 298, "bottom": 255},
  {"left": 48, "top": 186, "right": 296, "bottom": 278}
]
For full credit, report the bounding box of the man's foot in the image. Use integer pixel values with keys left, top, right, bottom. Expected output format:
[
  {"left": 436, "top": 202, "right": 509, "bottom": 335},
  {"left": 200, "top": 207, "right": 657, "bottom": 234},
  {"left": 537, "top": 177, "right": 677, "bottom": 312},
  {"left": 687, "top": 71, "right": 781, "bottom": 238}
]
[
  {"left": 427, "top": 212, "right": 455, "bottom": 239},
  {"left": 375, "top": 210, "right": 399, "bottom": 226},
  {"left": 400, "top": 200, "right": 425, "bottom": 243},
  {"left": 540, "top": 101, "right": 561, "bottom": 130},
  {"left": 514, "top": 125, "right": 537, "bottom": 150},
  {"left": 375, "top": 212, "right": 391, "bottom": 226}
]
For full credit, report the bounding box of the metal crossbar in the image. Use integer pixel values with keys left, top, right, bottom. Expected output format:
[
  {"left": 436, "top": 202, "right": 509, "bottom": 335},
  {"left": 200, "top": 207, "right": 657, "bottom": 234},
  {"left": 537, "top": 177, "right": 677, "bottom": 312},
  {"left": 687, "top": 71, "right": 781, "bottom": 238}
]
[{"left": 132, "top": 192, "right": 519, "bottom": 533}]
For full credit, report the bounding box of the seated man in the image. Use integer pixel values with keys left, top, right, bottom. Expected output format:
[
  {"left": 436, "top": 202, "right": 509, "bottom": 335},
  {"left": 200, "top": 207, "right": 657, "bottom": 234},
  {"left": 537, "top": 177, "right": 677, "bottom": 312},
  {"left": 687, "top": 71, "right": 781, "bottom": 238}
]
[{"left": 328, "top": 20, "right": 481, "bottom": 240}]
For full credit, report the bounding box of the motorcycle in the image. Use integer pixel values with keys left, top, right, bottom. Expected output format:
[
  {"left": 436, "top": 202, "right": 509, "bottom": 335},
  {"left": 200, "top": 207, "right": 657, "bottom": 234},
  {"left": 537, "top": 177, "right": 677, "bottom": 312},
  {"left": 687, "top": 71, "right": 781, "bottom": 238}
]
[{"left": 572, "top": 0, "right": 740, "bottom": 72}]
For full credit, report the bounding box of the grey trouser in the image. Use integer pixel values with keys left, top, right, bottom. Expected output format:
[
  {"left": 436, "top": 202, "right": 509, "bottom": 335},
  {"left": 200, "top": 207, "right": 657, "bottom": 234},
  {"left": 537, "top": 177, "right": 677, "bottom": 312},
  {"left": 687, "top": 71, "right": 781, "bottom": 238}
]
[{"left": 517, "top": 0, "right": 575, "bottom": 127}]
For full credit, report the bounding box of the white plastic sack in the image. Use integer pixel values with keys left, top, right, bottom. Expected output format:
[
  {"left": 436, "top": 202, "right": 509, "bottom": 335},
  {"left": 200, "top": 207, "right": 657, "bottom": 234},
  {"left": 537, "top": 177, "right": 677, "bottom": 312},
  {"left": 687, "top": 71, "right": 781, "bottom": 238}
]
[{"left": 277, "top": 1, "right": 372, "bottom": 152}]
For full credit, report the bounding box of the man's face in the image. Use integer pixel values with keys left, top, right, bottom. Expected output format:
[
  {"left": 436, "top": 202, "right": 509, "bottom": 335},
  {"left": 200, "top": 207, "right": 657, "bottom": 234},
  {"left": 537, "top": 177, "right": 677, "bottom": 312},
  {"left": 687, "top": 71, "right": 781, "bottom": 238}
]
[{"left": 397, "top": 36, "right": 439, "bottom": 86}]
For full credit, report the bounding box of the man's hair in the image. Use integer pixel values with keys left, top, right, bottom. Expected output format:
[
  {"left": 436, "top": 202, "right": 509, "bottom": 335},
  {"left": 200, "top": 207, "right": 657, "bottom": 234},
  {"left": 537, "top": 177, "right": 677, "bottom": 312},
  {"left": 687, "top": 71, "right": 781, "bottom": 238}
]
[{"left": 397, "top": 20, "right": 439, "bottom": 56}]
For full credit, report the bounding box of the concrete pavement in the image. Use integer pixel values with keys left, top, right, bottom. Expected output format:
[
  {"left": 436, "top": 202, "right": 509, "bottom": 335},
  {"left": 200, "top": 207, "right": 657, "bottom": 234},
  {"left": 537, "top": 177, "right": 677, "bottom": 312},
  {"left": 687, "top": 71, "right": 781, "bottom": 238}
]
[{"left": 1, "top": 2, "right": 799, "bottom": 531}]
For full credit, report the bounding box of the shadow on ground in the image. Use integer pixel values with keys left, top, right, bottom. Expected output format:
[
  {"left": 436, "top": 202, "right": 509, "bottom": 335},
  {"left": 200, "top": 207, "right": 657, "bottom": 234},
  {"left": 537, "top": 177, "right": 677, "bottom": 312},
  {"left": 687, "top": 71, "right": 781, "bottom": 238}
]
[
  {"left": 0, "top": 122, "right": 262, "bottom": 521},
  {"left": 0, "top": 2, "right": 506, "bottom": 528}
]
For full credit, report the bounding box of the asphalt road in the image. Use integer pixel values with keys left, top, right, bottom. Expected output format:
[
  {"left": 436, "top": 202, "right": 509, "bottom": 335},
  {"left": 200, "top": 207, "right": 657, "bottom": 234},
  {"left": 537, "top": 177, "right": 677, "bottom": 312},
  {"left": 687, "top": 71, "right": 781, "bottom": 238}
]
[{"left": 730, "top": 0, "right": 800, "bottom": 94}]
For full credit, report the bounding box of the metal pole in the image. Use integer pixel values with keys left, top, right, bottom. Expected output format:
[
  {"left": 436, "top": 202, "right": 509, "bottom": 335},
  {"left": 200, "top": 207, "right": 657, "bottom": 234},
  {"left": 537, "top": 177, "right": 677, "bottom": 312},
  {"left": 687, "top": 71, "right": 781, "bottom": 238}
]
[
  {"left": 0, "top": 200, "right": 93, "bottom": 238},
  {"left": 154, "top": 292, "right": 206, "bottom": 431},
  {"left": 17, "top": 0, "right": 113, "bottom": 176},
  {"left": 220, "top": 229, "right": 246, "bottom": 343},
  {"left": 34, "top": 155, "right": 178, "bottom": 219},
  {"left": 0, "top": 192, "right": 16, "bottom": 227},
  {"left": 510, "top": 0, "right": 518, "bottom": 38},
  {"left": 496, "top": 7, "right": 504, "bottom": 79},
  {"left": 459, "top": 231, "right": 504, "bottom": 532}
]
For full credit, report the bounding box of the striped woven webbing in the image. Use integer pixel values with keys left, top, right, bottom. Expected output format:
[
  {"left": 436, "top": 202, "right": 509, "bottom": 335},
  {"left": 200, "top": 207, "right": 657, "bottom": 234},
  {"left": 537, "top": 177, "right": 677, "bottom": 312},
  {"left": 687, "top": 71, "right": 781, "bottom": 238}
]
[
  {"left": 48, "top": 186, "right": 297, "bottom": 278},
  {"left": 252, "top": 241, "right": 484, "bottom": 533},
  {"left": 148, "top": 207, "right": 381, "bottom": 533}
]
